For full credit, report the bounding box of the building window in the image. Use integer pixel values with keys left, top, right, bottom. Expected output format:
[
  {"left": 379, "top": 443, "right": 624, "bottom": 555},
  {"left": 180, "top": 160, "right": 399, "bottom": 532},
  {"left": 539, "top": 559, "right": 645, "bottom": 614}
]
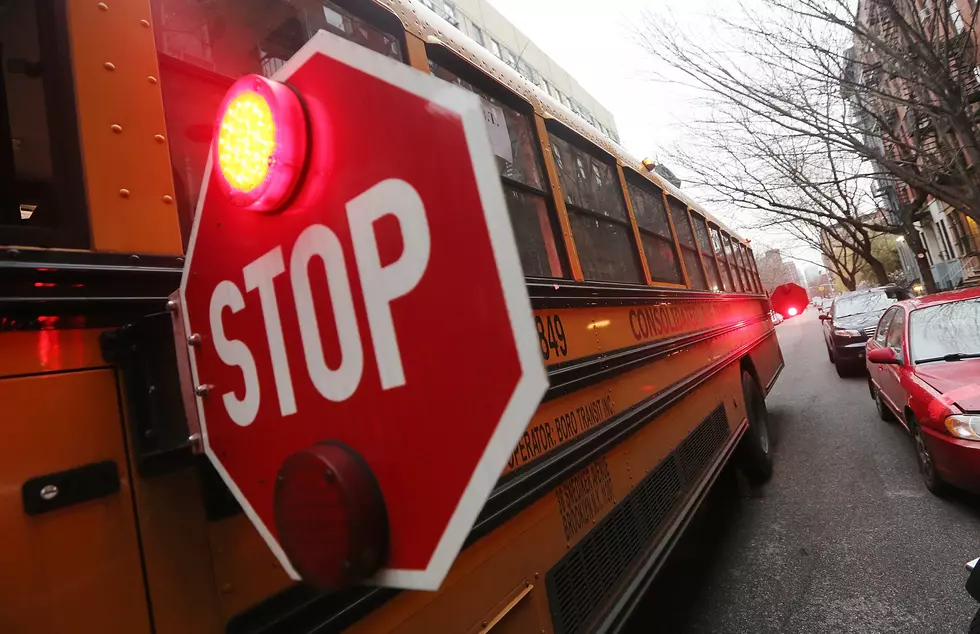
[
  {"left": 939, "top": 218, "right": 956, "bottom": 258},
  {"left": 949, "top": 0, "right": 965, "bottom": 32},
  {"left": 470, "top": 23, "right": 484, "bottom": 46},
  {"left": 488, "top": 38, "right": 501, "bottom": 58},
  {"left": 625, "top": 177, "right": 684, "bottom": 284},
  {"left": 920, "top": 231, "right": 934, "bottom": 265},
  {"left": 500, "top": 46, "right": 517, "bottom": 68},
  {"left": 431, "top": 63, "right": 563, "bottom": 278},
  {"left": 549, "top": 133, "right": 643, "bottom": 283}
]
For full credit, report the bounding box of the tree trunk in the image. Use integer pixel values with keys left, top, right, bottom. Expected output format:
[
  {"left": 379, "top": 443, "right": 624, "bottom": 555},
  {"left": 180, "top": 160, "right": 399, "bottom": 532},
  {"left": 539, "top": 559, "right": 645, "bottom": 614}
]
[
  {"left": 904, "top": 229, "right": 937, "bottom": 294},
  {"left": 866, "top": 256, "right": 890, "bottom": 286}
]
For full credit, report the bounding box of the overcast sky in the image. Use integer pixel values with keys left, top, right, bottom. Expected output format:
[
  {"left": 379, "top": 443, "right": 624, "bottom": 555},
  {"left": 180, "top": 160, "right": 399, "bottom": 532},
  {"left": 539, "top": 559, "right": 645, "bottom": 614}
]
[{"left": 486, "top": 0, "right": 817, "bottom": 275}]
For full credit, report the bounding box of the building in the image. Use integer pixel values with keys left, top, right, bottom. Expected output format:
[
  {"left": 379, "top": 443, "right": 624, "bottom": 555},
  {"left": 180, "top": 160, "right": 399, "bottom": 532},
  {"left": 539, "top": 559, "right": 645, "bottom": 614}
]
[
  {"left": 847, "top": 0, "right": 980, "bottom": 290},
  {"left": 418, "top": 0, "right": 620, "bottom": 143},
  {"left": 757, "top": 249, "right": 802, "bottom": 292}
]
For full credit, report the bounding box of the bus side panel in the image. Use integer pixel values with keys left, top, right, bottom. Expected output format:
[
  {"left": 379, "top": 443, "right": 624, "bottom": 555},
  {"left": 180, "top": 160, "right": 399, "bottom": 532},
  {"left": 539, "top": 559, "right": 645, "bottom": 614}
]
[
  {"left": 66, "top": 0, "right": 183, "bottom": 254},
  {"left": 345, "top": 364, "right": 746, "bottom": 634},
  {"left": 0, "top": 368, "right": 151, "bottom": 634},
  {"left": 748, "top": 329, "right": 784, "bottom": 393}
]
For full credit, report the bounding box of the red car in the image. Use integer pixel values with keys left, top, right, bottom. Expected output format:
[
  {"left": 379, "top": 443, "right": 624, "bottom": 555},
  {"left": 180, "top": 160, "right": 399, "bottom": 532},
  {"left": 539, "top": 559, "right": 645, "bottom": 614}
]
[{"left": 866, "top": 287, "right": 980, "bottom": 495}]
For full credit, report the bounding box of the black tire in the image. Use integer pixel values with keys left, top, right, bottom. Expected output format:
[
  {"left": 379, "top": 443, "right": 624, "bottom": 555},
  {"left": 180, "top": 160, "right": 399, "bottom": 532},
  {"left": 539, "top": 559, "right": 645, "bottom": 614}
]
[
  {"left": 911, "top": 419, "right": 946, "bottom": 496},
  {"left": 872, "top": 384, "right": 893, "bottom": 422},
  {"left": 834, "top": 359, "right": 850, "bottom": 378},
  {"left": 969, "top": 605, "right": 980, "bottom": 634},
  {"left": 736, "top": 371, "right": 773, "bottom": 485},
  {"left": 827, "top": 344, "right": 835, "bottom": 363}
]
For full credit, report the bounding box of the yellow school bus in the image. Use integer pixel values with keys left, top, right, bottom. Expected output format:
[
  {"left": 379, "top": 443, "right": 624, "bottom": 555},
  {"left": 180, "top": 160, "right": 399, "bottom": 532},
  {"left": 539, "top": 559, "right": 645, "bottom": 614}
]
[{"left": 0, "top": 1, "right": 783, "bottom": 633}]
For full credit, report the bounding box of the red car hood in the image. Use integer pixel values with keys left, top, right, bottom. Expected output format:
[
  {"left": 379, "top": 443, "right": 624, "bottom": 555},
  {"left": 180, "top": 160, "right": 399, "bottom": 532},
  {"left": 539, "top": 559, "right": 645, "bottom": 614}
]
[{"left": 914, "top": 359, "right": 980, "bottom": 412}]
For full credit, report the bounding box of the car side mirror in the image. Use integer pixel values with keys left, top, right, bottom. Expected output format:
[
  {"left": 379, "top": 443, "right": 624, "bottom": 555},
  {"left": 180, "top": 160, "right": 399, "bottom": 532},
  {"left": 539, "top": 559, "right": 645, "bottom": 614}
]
[
  {"left": 868, "top": 347, "right": 900, "bottom": 365},
  {"left": 818, "top": 313, "right": 831, "bottom": 321}
]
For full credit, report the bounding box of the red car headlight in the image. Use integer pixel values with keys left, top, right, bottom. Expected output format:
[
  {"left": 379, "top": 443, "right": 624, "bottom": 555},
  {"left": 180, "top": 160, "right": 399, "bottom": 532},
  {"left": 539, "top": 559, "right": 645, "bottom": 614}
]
[{"left": 945, "top": 415, "right": 980, "bottom": 441}]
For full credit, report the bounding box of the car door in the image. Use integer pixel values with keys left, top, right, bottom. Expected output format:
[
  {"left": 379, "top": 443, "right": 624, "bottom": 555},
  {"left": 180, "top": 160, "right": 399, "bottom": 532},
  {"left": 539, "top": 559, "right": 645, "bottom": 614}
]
[
  {"left": 878, "top": 307, "right": 908, "bottom": 421},
  {"left": 868, "top": 307, "right": 897, "bottom": 390}
]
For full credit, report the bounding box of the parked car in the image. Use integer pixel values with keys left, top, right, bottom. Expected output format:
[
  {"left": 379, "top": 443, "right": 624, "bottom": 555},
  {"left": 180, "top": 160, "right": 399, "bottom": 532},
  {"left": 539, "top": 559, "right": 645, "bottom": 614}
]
[
  {"left": 866, "top": 288, "right": 980, "bottom": 495},
  {"left": 821, "top": 286, "right": 913, "bottom": 377}
]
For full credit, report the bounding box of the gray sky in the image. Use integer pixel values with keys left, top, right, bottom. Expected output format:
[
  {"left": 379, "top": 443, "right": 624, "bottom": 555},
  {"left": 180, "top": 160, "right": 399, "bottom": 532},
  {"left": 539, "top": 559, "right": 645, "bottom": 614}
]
[{"left": 487, "top": 0, "right": 816, "bottom": 276}]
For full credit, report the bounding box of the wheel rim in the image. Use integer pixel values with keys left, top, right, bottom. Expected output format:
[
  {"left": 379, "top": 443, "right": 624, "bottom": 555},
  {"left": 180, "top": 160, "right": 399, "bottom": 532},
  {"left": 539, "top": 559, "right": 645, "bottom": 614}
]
[{"left": 914, "top": 427, "right": 934, "bottom": 483}]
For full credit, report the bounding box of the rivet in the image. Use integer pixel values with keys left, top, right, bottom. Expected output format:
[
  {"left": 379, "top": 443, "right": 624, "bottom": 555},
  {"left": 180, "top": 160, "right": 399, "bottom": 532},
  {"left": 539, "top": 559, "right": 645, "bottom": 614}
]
[
  {"left": 110, "top": 124, "right": 122, "bottom": 133},
  {"left": 324, "top": 468, "right": 336, "bottom": 482},
  {"left": 147, "top": 75, "right": 158, "bottom": 84},
  {"left": 162, "top": 195, "right": 173, "bottom": 204},
  {"left": 166, "top": 299, "right": 178, "bottom": 312},
  {"left": 154, "top": 134, "right": 165, "bottom": 143},
  {"left": 104, "top": 61, "right": 116, "bottom": 71},
  {"left": 140, "top": 19, "right": 150, "bottom": 27},
  {"left": 128, "top": 254, "right": 140, "bottom": 262},
  {"left": 119, "top": 188, "right": 130, "bottom": 198},
  {"left": 188, "top": 433, "right": 201, "bottom": 446},
  {"left": 187, "top": 333, "right": 202, "bottom": 346},
  {"left": 97, "top": 2, "right": 108, "bottom": 10},
  {"left": 220, "top": 583, "right": 232, "bottom": 594},
  {"left": 194, "top": 384, "right": 211, "bottom": 397},
  {"left": 40, "top": 484, "right": 60, "bottom": 500}
]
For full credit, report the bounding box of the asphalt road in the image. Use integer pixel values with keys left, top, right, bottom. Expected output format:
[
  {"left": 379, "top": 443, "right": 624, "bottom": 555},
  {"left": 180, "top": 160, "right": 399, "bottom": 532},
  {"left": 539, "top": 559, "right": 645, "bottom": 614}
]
[{"left": 628, "top": 309, "right": 980, "bottom": 634}]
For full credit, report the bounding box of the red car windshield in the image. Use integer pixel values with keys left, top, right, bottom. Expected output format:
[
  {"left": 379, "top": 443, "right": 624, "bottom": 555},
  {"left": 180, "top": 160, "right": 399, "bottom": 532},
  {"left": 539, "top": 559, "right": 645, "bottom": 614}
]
[{"left": 909, "top": 298, "right": 980, "bottom": 363}]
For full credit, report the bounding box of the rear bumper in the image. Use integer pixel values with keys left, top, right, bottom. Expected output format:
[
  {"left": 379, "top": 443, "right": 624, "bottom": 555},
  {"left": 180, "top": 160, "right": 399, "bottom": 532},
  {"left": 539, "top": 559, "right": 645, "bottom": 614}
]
[
  {"left": 921, "top": 426, "right": 980, "bottom": 493},
  {"left": 832, "top": 339, "right": 868, "bottom": 362}
]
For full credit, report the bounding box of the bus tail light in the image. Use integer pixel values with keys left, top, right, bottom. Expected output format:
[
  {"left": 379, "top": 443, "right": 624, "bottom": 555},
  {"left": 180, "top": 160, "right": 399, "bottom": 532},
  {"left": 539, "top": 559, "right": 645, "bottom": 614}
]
[
  {"left": 214, "top": 74, "right": 307, "bottom": 212},
  {"left": 273, "top": 442, "right": 388, "bottom": 590}
]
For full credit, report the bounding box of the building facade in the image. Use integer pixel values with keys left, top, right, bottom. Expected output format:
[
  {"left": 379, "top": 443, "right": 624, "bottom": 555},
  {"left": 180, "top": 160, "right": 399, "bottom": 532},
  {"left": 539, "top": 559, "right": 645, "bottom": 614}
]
[
  {"left": 418, "top": 0, "right": 620, "bottom": 143},
  {"left": 849, "top": 0, "right": 980, "bottom": 290},
  {"left": 757, "top": 249, "right": 802, "bottom": 292}
]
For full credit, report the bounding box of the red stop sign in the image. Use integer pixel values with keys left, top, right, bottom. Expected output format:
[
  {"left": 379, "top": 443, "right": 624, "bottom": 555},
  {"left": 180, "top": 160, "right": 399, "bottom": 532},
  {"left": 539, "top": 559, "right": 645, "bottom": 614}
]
[{"left": 179, "top": 33, "right": 546, "bottom": 591}]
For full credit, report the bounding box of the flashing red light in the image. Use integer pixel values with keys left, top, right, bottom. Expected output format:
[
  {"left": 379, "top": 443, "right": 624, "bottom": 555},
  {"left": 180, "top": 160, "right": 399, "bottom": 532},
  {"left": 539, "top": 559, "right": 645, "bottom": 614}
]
[
  {"left": 214, "top": 74, "right": 307, "bottom": 212},
  {"left": 274, "top": 442, "right": 387, "bottom": 590},
  {"left": 787, "top": 307, "right": 798, "bottom": 316}
]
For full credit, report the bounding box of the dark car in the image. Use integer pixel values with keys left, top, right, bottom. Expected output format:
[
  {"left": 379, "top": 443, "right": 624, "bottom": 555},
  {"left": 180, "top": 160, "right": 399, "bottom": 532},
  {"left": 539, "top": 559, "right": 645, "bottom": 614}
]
[{"left": 821, "top": 285, "right": 913, "bottom": 377}]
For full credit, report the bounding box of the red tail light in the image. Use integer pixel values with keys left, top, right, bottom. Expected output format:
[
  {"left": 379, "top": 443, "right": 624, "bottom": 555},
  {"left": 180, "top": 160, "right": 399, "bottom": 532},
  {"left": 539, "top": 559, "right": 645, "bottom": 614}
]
[
  {"left": 274, "top": 442, "right": 387, "bottom": 590},
  {"left": 214, "top": 74, "right": 307, "bottom": 212}
]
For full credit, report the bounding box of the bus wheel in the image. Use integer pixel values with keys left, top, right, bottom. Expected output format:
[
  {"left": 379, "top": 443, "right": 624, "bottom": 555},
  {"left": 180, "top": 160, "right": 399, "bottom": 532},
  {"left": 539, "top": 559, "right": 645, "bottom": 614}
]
[{"left": 737, "top": 371, "right": 773, "bottom": 485}]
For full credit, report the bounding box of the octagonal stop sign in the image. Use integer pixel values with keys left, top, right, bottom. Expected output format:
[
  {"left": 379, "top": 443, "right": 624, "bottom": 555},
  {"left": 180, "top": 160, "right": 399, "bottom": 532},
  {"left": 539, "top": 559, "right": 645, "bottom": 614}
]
[{"left": 179, "top": 32, "right": 547, "bottom": 591}]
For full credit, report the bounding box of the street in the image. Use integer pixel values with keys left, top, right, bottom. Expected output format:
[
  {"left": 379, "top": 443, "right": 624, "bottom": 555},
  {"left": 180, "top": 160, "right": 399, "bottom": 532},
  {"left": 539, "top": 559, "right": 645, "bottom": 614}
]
[{"left": 629, "top": 309, "right": 980, "bottom": 633}]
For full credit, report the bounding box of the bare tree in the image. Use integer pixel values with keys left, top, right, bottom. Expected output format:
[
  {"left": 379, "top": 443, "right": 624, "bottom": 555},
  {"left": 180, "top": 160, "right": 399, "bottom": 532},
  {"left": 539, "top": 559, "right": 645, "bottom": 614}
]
[{"left": 637, "top": 0, "right": 980, "bottom": 292}]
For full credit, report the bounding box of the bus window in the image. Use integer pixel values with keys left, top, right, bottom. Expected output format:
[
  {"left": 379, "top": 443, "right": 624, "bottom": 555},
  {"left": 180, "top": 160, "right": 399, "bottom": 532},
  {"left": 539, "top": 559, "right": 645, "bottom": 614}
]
[
  {"left": 691, "top": 212, "right": 721, "bottom": 291},
  {"left": 0, "top": 0, "right": 86, "bottom": 247},
  {"left": 721, "top": 234, "right": 743, "bottom": 291},
  {"left": 549, "top": 133, "right": 643, "bottom": 284},
  {"left": 709, "top": 224, "right": 733, "bottom": 291},
  {"left": 666, "top": 197, "right": 707, "bottom": 289},
  {"left": 152, "top": 0, "right": 405, "bottom": 245},
  {"left": 430, "top": 62, "right": 563, "bottom": 278},
  {"left": 743, "top": 244, "right": 762, "bottom": 292},
  {"left": 729, "top": 235, "right": 748, "bottom": 291},
  {"left": 625, "top": 176, "right": 683, "bottom": 284}
]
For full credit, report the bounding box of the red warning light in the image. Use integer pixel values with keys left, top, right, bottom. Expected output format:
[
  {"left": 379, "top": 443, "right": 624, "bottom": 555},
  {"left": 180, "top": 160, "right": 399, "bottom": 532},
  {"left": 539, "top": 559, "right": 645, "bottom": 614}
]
[
  {"left": 274, "top": 442, "right": 388, "bottom": 590},
  {"left": 787, "top": 307, "right": 798, "bottom": 317},
  {"left": 213, "top": 74, "right": 307, "bottom": 212}
]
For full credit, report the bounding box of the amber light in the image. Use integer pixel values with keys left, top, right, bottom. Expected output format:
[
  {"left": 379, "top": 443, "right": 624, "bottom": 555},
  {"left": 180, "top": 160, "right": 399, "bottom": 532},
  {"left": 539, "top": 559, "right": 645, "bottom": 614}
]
[{"left": 213, "top": 74, "right": 307, "bottom": 211}]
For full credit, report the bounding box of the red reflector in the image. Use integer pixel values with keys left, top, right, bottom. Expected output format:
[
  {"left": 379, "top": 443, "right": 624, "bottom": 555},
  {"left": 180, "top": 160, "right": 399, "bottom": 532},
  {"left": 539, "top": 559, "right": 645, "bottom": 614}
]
[
  {"left": 274, "top": 442, "right": 387, "bottom": 590},
  {"left": 213, "top": 74, "right": 307, "bottom": 212}
]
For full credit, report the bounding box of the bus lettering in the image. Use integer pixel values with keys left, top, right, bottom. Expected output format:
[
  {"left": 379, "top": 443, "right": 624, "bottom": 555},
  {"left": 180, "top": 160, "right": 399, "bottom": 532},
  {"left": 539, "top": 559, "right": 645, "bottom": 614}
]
[{"left": 556, "top": 457, "right": 615, "bottom": 542}]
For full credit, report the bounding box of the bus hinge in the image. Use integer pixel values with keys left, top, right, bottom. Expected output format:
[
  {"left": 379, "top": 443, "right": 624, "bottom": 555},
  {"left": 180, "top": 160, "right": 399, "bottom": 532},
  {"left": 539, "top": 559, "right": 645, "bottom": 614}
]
[{"left": 100, "top": 291, "right": 201, "bottom": 476}]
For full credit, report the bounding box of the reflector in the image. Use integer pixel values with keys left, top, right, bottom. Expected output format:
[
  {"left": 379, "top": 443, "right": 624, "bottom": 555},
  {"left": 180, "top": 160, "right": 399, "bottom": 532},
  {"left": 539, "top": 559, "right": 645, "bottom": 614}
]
[
  {"left": 274, "top": 442, "right": 387, "bottom": 590},
  {"left": 213, "top": 74, "right": 307, "bottom": 211}
]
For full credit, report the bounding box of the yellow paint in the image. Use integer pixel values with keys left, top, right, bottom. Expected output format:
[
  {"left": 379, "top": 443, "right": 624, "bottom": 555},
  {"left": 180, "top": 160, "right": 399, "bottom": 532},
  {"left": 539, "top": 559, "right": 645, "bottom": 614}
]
[{"left": 66, "top": 0, "right": 182, "bottom": 254}]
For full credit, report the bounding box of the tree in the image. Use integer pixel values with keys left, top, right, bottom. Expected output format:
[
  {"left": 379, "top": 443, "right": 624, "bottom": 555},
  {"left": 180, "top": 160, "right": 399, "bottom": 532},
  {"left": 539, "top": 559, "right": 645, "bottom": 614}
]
[{"left": 636, "top": 0, "right": 980, "bottom": 292}]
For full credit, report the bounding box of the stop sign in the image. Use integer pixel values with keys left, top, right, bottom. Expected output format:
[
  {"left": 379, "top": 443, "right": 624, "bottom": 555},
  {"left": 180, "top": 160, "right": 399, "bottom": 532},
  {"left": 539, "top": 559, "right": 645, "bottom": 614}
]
[{"left": 179, "top": 32, "right": 547, "bottom": 591}]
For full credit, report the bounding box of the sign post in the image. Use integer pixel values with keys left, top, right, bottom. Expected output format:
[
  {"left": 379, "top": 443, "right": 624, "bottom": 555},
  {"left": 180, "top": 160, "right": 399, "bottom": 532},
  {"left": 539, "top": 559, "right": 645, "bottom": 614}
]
[{"left": 179, "top": 32, "right": 547, "bottom": 591}]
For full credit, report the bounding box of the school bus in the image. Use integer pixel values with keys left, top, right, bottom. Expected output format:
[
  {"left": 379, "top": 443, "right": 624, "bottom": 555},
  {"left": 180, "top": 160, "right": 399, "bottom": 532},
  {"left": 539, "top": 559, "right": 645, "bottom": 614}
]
[{"left": 0, "top": 1, "right": 783, "bottom": 633}]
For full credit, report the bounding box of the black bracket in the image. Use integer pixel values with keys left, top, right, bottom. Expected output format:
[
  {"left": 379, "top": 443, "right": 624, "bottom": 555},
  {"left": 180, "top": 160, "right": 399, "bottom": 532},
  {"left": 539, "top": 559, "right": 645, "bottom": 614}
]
[
  {"left": 23, "top": 461, "right": 119, "bottom": 515},
  {"left": 101, "top": 312, "right": 194, "bottom": 477}
]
